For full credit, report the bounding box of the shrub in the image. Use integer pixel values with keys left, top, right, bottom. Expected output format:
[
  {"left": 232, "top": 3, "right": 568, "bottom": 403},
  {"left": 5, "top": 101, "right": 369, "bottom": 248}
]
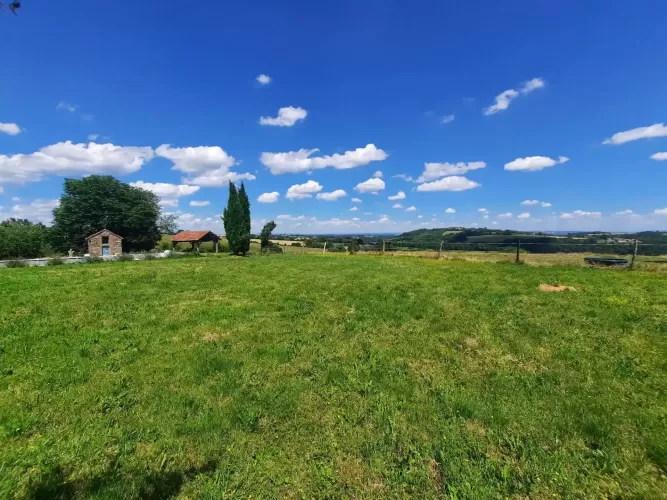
[
  {"left": 85, "top": 255, "right": 104, "bottom": 264},
  {"left": 6, "top": 260, "right": 27, "bottom": 268},
  {"left": 47, "top": 257, "right": 65, "bottom": 266},
  {"left": 117, "top": 254, "right": 135, "bottom": 262},
  {"left": 0, "top": 219, "right": 48, "bottom": 260},
  {"left": 142, "top": 253, "right": 156, "bottom": 261},
  {"left": 291, "top": 242, "right": 302, "bottom": 247}
]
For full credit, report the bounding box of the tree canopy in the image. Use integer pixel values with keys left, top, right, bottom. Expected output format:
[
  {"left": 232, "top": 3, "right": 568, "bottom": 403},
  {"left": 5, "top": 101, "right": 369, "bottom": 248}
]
[
  {"left": 260, "top": 221, "right": 277, "bottom": 250},
  {"left": 0, "top": 218, "right": 48, "bottom": 259},
  {"left": 50, "top": 176, "right": 161, "bottom": 253},
  {"left": 222, "top": 182, "right": 251, "bottom": 255}
]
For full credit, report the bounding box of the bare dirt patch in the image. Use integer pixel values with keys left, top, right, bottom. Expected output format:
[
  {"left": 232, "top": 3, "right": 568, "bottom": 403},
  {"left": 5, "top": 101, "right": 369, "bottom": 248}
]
[
  {"left": 202, "top": 332, "right": 227, "bottom": 342},
  {"left": 539, "top": 284, "right": 577, "bottom": 292}
]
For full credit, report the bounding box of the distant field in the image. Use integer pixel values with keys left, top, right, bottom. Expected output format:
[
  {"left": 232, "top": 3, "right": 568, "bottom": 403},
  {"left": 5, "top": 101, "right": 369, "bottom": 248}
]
[{"left": 2, "top": 255, "right": 665, "bottom": 497}]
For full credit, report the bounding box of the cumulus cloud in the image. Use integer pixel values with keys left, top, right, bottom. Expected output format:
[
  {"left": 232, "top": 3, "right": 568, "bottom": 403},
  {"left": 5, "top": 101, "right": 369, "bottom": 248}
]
[
  {"left": 286, "top": 180, "right": 323, "bottom": 200},
  {"left": 316, "top": 189, "right": 347, "bottom": 201},
  {"left": 405, "top": 206, "right": 417, "bottom": 212},
  {"left": 517, "top": 212, "right": 531, "bottom": 219},
  {"left": 261, "top": 144, "right": 387, "bottom": 175},
  {"left": 1, "top": 199, "right": 60, "bottom": 224},
  {"left": 521, "top": 199, "right": 539, "bottom": 205},
  {"left": 392, "top": 173, "right": 414, "bottom": 182},
  {"left": 256, "top": 74, "right": 271, "bottom": 85},
  {"left": 0, "top": 123, "right": 21, "bottom": 135},
  {"left": 416, "top": 176, "right": 480, "bottom": 192},
  {"left": 0, "top": 141, "right": 155, "bottom": 185},
  {"left": 603, "top": 123, "right": 667, "bottom": 145},
  {"left": 57, "top": 101, "right": 77, "bottom": 112},
  {"left": 392, "top": 203, "right": 403, "bottom": 209},
  {"left": 504, "top": 156, "right": 568, "bottom": 172},
  {"left": 614, "top": 210, "right": 634, "bottom": 216},
  {"left": 354, "top": 177, "right": 385, "bottom": 193},
  {"left": 259, "top": 106, "right": 307, "bottom": 127},
  {"left": 650, "top": 152, "right": 667, "bottom": 161},
  {"left": 130, "top": 181, "right": 200, "bottom": 208},
  {"left": 497, "top": 212, "right": 513, "bottom": 218},
  {"left": 351, "top": 197, "right": 362, "bottom": 203},
  {"left": 441, "top": 114, "right": 455, "bottom": 124},
  {"left": 87, "top": 134, "right": 99, "bottom": 141},
  {"left": 155, "top": 144, "right": 255, "bottom": 186},
  {"left": 483, "top": 77, "right": 545, "bottom": 115},
  {"left": 416, "top": 161, "right": 486, "bottom": 182},
  {"left": 189, "top": 200, "right": 210, "bottom": 207},
  {"left": 654, "top": 207, "right": 667, "bottom": 215},
  {"left": 11, "top": 196, "right": 19, "bottom": 201},
  {"left": 388, "top": 191, "right": 406, "bottom": 200},
  {"left": 541, "top": 202, "right": 552, "bottom": 207},
  {"left": 478, "top": 208, "right": 488, "bottom": 213},
  {"left": 349, "top": 206, "right": 358, "bottom": 212},
  {"left": 373, "top": 170, "right": 383, "bottom": 178},
  {"left": 560, "top": 210, "right": 602, "bottom": 219},
  {"left": 257, "top": 191, "right": 279, "bottom": 203},
  {"left": 445, "top": 208, "right": 456, "bottom": 213}
]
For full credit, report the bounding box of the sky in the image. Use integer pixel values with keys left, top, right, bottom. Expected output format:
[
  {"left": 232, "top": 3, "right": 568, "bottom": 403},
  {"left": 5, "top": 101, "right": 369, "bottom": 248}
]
[{"left": 1, "top": 1, "right": 667, "bottom": 234}]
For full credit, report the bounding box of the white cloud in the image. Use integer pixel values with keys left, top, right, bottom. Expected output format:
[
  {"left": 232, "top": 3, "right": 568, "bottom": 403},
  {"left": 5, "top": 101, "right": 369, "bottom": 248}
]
[
  {"left": 259, "top": 106, "right": 307, "bottom": 127},
  {"left": 445, "top": 208, "right": 456, "bottom": 214},
  {"left": 388, "top": 191, "right": 406, "bottom": 200},
  {"left": 316, "top": 189, "right": 347, "bottom": 201},
  {"left": 189, "top": 200, "right": 210, "bottom": 207},
  {"left": 0, "top": 123, "right": 21, "bottom": 135},
  {"left": 654, "top": 207, "right": 667, "bottom": 215},
  {"left": 351, "top": 197, "right": 362, "bottom": 203},
  {"left": 441, "top": 114, "right": 455, "bottom": 124},
  {"left": 349, "top": 206, "right": 358, "bottom": 212},
  {"left": 650, "top": 152, "right": 667, "bottom": 161},
  {"left": 87, "top": 134, "right": 99, "bottom": 141},
  {"left": 521, "top": 78, "right": 546, "bottom": 94},
  {"left": 478, "top": 208, "right": 488, "bottom": 213},
  {"left": 541, "top": 202, "right": 552, "bottom": 207},
  {"left": 517, "top": 212, "right": 531, "bottom": 219},
  {"left": 363, "top": 212, "right": 373, "bottom": 216},
  {"left": 352, "top": 217, "right": 360, "bottom": 221},
  {"left": 497, "top": 212, "right": 513, "bottom": 218},
  {"left": 392, "top": 203, "right": 403, "bottom": 209},
  {"left": 354, "top": 177, "right": 385, "bottom": 193},
  {"left": 483, "top": 77, "right": 545, "bottom": 115},
  {"left": 504, "top": 156, "right": 568, "bottom": 172},
  {"left": 256, "top": 74, "right": 271, "bottom": 85},
  {"left": 483, "top": 214, "right": 489, "bottom": 219},
  {"left": 0, "top": 141, "right": 154, "bottom": 185},
  {"left": 261, "top": 144, "right": 387, "bottom": 175},
  {"left": 614, "top": 210, "right": 634, "bottom": 216},
  {"left": 416, "top": 161, "right": 486, "bottom": 182},
  {"left": 560, "top": 210, "right": 602, "bottom": 219},
  {"left": 392, "top": 173, "right": 414, "bottom": 182},
  {"left": 2, "top": 199, "right": 60, "bottom": 224},
  {"left": 416, "top": 176, "right": 480, "bottom": 192},
  {"left": 12, "top": 197, "right": 20, "bottom": 202},
  {"left": 521, "top": 199, "right": 539, "bottom": 205},
  {"left": 57, "top": 101, "right": 77, "bottom": 112},
  {"left": 155, "top": 144, "right": 255, "bottom": 187},
  {"left": 130, "top": 181, "right": 200, "bottom": 208},
  {"left": 405, "top": 206, "right": 416, "bottom": 212},
  {"left": 257, "top": 191, "right": 279, "bottom": 203},
  {"left": 286, "top": 180, "right": 323, "bottom": 200},
  {"left": 418, "top": 215, "right": 423, "bottom": 219},
  {"left": 173, "top": 212, "right": 224, "bottom": 231},
  {"left": 492, "top": 221, "right": 498, "bottom": 225},
  {"left": 603, "top": 123, "right": 667, "bottom": 145},
  {"left": 373, "top": 170, "right": 383, "bottom": 178}
]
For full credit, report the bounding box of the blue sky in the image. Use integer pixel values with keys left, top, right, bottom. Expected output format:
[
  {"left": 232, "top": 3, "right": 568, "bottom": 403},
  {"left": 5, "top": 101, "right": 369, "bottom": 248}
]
[{"left": 1, "top": 1, "right": 667, "bottom": 234}]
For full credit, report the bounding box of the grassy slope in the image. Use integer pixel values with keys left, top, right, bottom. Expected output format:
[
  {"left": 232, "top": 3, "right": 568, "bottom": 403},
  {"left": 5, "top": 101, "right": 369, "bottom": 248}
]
[{"left": 1, "top": 255, "right": 666, "bottom": 498}]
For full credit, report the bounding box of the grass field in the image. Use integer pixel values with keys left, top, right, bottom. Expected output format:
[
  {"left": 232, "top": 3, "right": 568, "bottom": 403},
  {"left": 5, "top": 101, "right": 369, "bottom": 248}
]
[{"left": 1, "top": 255, "right": 666, "bottom": 498}]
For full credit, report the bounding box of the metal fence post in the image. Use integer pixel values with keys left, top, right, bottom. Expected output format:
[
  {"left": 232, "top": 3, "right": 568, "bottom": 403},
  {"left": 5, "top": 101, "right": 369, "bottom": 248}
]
[{"left": 515, "top": 239, "right": 521, "bottom": 264}]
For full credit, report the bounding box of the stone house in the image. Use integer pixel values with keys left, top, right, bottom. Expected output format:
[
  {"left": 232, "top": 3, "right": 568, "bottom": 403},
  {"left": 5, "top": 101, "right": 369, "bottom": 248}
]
[{"left": 86, "top": 230, "right": 123, "bottom": 256}]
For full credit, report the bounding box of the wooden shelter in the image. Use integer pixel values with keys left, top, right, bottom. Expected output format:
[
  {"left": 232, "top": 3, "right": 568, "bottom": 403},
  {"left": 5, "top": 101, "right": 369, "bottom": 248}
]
[
  {"left": 86, "top": 229, "right": 123, "bottom": 256},
  {"left": 171, "top": 230, "right": 221, "bottom": 253}
]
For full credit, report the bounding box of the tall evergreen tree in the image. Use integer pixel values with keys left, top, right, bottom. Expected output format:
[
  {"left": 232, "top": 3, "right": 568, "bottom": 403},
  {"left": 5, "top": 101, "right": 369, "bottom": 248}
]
[
  {"left": 237, "top": 182, "right": 251, "bottom": 255},
  {"left": 222, "top": 183, "right": 241, "bottom": 254}
]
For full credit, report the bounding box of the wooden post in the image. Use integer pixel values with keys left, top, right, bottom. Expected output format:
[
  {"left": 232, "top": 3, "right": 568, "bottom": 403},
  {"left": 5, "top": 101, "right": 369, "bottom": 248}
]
[
  {"left": 382, "top": 239, "right": 386, "bottom": 255},
  {"left": 302, "top": 244, "right": 305, "bottom": 254},
  {"left": 215, "top": 240, "right": 219, "bottom": 253},
  {"left": 322, "top": 241, "right": 327, "bottom": 255},
  {"left": 630, "top": 239, "right": 638, "bottom": 269},
  {"left": 515, "top": 239, "right": 521, "bottom": 264},
  {"left": 437, "top": 240, "right": 444, "bottom": 259}
]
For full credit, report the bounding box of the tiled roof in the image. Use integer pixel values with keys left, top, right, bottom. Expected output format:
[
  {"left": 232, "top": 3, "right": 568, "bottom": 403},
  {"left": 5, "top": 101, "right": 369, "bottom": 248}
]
[{"left": 171, "top": 230, "right": 216, "bottom": 242}]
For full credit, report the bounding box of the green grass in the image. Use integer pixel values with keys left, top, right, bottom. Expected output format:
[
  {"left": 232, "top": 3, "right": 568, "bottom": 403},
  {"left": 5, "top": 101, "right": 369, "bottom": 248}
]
[{"left": 1, "top": 255, "right": 666, "bottom": 498}]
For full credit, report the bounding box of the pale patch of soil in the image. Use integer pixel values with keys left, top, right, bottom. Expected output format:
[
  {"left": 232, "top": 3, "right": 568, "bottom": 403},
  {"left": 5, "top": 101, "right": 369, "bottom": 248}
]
[{"left": 539, "top": 284, "right": 577, "bottom": 292}]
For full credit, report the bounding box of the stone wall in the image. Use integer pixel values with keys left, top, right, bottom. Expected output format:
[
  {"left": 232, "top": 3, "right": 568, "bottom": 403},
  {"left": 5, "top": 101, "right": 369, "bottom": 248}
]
[{"left": 87, "top": 230, "right": 123, "bottom": 256}]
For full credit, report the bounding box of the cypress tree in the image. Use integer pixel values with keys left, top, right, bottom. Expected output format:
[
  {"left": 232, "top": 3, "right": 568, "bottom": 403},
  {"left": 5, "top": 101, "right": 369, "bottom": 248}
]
[
  {"left": 238, "top": 182, "right": 251, "bottom": 255},
  {"left": 222, "top": 183, "right": 241, "bottom": 254}
]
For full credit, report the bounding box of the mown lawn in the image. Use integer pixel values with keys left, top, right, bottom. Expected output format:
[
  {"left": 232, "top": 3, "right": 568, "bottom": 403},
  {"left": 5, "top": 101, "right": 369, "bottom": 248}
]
[{"left": 1, "top": 255, "right": 666, "bottom": 498}]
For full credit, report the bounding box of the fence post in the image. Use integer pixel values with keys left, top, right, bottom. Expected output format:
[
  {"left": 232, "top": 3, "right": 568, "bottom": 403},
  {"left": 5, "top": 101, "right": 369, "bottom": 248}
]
[
  {"left": 322, "top": 241, "right": 327, "bottom": 255},
  {"left": 382, "top": 239, "right": 386, "bottom": 255},
  {"left": 437, "top": 240, "right": 444, "bottom": 260},
  {"left": 302, "top": 244, "right": 305, "bottom": 254},
  {"left": 515, "top": 239, "right": 521, "bottom": 264},
  {"left": 630, "top": 239, "right": 638, "bottom": 269}
]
